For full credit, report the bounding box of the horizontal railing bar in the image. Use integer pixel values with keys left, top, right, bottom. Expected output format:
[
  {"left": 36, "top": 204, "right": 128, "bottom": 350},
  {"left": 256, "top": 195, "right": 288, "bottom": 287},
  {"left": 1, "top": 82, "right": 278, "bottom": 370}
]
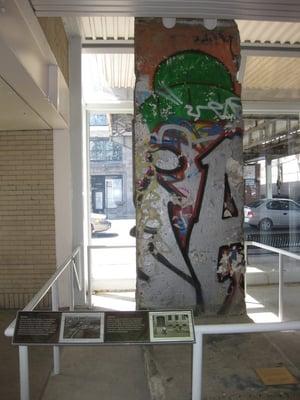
[
  {"left": 5, "top": 245, "right": 82, "bottom": 337},
  {"left": 88, "top": 245, "right": 135, "bottom": 249},
  {"left": 195, "top": 321, "right": 300, "bottom": 336},
  {"left": 245, "top": 241, "right": 300, "bottom": 261}
]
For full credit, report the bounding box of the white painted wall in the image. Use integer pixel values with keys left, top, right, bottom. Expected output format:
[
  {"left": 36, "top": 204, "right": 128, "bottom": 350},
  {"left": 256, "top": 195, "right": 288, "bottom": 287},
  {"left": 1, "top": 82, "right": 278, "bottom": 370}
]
[
  {"left": 53, "top": 129, "right": 73, "bottom": 307},
  {"left": 69, "top": 35, "right": 87, "bottom": 305}
]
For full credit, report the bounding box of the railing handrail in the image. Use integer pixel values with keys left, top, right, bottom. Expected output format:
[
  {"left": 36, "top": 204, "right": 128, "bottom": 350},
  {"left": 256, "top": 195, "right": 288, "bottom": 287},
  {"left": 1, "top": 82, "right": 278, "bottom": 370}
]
[
  {"left": 4, "top": 244, "right": 82, "bottom": 338},
  {"left": 87, "top": 245, "right": 135, "bottom": 249},
  {"left": 192, "top": 320, "right": 300, "bottom": 400},
  {"left": 194, "top": 320, "right": 300, "bottom": 335},
  {"left": 245, "top": 240, "right": 300, "bottom": 261}
]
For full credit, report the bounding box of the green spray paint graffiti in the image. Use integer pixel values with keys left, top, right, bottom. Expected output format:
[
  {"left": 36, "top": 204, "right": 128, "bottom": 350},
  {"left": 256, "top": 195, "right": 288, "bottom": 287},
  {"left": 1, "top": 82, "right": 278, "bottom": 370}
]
[{"left": 140, "top": 51, "right": 241, "bottom": 131}]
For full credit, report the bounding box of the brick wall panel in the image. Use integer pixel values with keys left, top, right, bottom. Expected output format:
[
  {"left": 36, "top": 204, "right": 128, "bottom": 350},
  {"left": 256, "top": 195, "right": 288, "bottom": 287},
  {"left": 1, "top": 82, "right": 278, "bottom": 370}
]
[{"left": 0, "top": 130, "right": 56, "bottom": 309}]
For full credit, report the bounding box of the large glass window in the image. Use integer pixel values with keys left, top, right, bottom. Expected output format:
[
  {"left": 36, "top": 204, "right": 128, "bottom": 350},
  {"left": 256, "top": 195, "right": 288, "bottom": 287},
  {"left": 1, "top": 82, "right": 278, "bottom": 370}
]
[
  {"left": 90, "top": 138, "right": 122, "bottom": 162},
  {"left": 89, "top": 113, "right": 108, "bottom": 126},
  {"left": 105, "top": 176, "right": 123, "bottom": 208}
]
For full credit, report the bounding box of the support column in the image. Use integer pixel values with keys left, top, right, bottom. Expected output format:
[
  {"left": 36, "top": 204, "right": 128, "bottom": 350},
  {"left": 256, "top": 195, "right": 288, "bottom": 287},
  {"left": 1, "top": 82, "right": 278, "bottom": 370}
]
[
  {"left": 266, "top": 156, "right": 273, "bottom": 199},
  {"left": 69, "top": 36, "right": 86, "bottom": 305},
  {"left": 134, "top": 18, "right": 245, "bottom": 315}
]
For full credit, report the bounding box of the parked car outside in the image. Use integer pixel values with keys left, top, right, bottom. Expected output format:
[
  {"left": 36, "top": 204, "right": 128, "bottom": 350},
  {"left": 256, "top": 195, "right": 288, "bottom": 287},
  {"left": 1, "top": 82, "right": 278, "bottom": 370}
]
[
  {"left": 90, "top": 213, "right": 111, "bottom": 234},
  {"left": 244, "top": 198, "right": 300, "bottom": 231}
]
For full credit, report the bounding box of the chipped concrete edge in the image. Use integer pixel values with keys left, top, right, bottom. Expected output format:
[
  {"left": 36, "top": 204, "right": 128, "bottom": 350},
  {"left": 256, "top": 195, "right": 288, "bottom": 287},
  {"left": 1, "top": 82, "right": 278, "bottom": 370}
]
[{"left": 143, "top": 346, "right": 167, "bottom": 400}]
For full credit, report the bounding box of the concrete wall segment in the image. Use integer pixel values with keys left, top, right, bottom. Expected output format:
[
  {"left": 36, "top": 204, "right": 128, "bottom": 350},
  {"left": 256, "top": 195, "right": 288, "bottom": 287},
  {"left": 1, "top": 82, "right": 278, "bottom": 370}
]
[{"left": 134, "top": 18, "right": 245, "bottom": 316}]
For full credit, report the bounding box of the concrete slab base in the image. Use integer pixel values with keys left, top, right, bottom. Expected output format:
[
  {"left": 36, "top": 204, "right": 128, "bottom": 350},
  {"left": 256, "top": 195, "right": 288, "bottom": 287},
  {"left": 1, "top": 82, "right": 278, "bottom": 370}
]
[
  {"left": 143, "top": 330, "right": 300, "bottom": 400},
  {"left": 0, "top": 310, "right": 53, "bottom": 400},
  {"left": 42, "top": 346, "right": 151, "bottom": 400}
]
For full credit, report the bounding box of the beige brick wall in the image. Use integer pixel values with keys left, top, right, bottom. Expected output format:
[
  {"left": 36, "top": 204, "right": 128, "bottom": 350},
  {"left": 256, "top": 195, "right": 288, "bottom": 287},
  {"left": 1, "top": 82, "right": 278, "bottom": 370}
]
[{"left": 0, "top": 130, "right": 56, "bottom": 308}]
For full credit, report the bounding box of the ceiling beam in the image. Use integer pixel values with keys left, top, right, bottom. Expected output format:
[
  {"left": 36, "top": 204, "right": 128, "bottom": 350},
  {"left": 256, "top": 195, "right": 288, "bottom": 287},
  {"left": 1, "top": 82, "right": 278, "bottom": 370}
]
[
  {"left": 241, "top": 43, "right": 300, "bottom": 58},
  {"left": 31, "top": 1, "right": 300, "bottom": 22},
  {"left": 85, "top": 102, "right": 133, "bottom": 113},
  {"left": 82, "top": 42, "right": 134, "bottom": 53},
  {"left": 243, "top": 101, "right": 300, "bottom": 116}
]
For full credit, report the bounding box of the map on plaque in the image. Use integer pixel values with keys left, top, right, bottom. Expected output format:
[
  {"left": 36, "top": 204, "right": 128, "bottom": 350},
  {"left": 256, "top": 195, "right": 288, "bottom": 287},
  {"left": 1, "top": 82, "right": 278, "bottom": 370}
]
[
  {"left": 13, "top": 311, "right": 61, "bottom": 345},
  {"left": 13, "top": 310, "right": 195, "bottom": 345}
]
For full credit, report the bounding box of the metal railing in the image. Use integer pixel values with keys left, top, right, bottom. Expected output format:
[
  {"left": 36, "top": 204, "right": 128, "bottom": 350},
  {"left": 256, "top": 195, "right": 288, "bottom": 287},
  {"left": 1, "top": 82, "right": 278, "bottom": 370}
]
[
  {"left": 4, "top": 240, "right": 300, "bottom": 400},
  {"left": 192, "top": 320, "right": 300, "bottom": 400},
  {"left": 244, "top": 240, "right": 300, "bottom": 321},
  {"left": 4, "top": 244, "right": 83, "bottom": 400}
]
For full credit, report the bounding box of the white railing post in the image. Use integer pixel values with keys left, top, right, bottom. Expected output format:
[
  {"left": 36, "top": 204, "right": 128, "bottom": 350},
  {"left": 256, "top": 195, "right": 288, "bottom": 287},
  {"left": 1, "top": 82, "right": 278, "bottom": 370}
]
[
  {"left": 52, "top": 346, "right": 60, "bottom": 376},
  {"left": 244, "top": 241, "right": 248, "bottom": 296},
  {"left": 87, "top": 246, "right": 92, "bottom": 308},
  {"left": 19, "top": 346, "right": 30, "bottom": 400},
  {"left": 51, "top": 281, "right": 60, "bottom": 375},
  {"left": 279, "top": 253, "right": 284, "bottom": 321},
  {"left": 192, "top": 332, "right": 203, "bottom": 400},
  {"left": 69, "top": 261, "right": 75, "bottom": 311}
]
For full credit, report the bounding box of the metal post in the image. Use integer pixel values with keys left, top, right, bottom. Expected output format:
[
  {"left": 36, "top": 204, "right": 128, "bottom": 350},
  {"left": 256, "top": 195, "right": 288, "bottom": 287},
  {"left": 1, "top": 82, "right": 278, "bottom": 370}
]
[
  {"left": 51, "top": 282, "right": 60, "bottom": 374},
  {"left": 244, "top": 242, "right": 248, "bottom": 296},
  {"left": 52, "top": 346, "right": 60, "bottom": 375},
  {"left": 87, "top": 246, "right": 92, "bottom": 308},
  {"left": 69, "top": 261, "right": 75, "bottom": 311},
  {"left": 279, "top": 253, "right": 284, "bottom": 321},
  {"left": 265, "top": 155, "right": 273, "bottom": 199},
  {"left": 192, "top": 333, "right": 203, "bottom": 400},
  {"left": 51, "top": 281, "right": 59, "bottom": 311},
  {"left": 19, "top": 346, "right": 30, "bottom": 400}
]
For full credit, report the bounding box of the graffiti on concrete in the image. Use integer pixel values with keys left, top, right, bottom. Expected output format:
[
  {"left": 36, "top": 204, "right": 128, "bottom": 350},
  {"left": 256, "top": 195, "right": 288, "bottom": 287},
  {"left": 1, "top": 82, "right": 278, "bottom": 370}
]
[
  {"left": 137, "top": 51, "right": 242, "bottom": 311},
  {"left": 216, "top": 243, "right": 245, "bottom": 314},
  {"left": 222, "top": 173, "right": 238, "bottom": 219}
]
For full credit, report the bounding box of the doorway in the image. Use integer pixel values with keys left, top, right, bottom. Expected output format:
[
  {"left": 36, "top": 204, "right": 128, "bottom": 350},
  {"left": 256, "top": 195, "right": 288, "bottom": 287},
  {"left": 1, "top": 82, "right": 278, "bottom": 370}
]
[{"left": 85, "top": 101, "right": 136, "bottom": 309}]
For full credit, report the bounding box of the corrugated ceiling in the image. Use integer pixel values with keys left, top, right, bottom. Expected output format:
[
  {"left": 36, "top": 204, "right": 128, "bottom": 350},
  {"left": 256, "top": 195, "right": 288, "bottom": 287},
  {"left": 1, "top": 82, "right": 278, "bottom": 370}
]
[
  {"left": 244, "top": 57, "right": 300, "bottom": 90},
  {"left": 80, "top": 17, "right": 134, "bottom": 40},
  {"left": 82, "top": 53, "right": 135, "bottom": 102},
  {"left": 66, "top": 17, "right": 300, "bottom": 45},
  {"left": 238, "top": 20, "right": 300, "bottom": 44},
  {"left": 77, "top": 17, "right": 300, "bottom": 102}
]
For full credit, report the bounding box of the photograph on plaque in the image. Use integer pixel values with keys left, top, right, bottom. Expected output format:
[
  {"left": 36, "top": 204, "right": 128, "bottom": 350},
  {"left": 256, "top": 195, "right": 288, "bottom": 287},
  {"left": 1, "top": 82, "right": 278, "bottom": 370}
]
[
  {"left": 13, "top": 311, "right": 61, "bottom": 345},
  {"left": 59, "top": 312, "right": 104, "bottom": 343},
  {"left": 149, "top": 311, "right": 194, "bottom": 342}
]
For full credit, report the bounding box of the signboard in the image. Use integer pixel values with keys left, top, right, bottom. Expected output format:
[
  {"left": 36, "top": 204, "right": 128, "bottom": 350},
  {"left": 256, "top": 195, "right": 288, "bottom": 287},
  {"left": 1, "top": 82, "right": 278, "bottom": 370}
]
[
  {"left": 104, "top": 311, "right": 149, "bottom": 343},
  {"left": 13, "top": 310, "right": 194, "bottom": 345},
  {"left": 13, "top": 311, "right": 61, "bottom": 345}
]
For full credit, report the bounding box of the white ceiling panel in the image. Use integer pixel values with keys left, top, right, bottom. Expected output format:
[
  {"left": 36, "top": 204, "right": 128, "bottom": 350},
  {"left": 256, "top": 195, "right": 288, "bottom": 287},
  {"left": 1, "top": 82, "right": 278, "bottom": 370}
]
[
  {"left": 244, "top": 57, "right": 300, "bottom": 90},
  {"left": 238, "top": 20, "right": 300, "bottom": 44},
  {"left": 0, "top": 76, "right": 49, "bottom": 130},
  {"left": 242, "top": 56, "right": 300, "bottom": 101},
  {"left": 80, "top": 16, "right": 134, "bottom": 40}
]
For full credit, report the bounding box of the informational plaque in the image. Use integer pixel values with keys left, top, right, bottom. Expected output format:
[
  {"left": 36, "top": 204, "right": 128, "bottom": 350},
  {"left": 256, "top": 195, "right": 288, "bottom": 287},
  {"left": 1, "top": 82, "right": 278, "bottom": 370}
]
[
  {"left": 13, "top": 310, "right": 194, "bottom": 345},
  {"left": 13, "top": 311, "right": 61, "bottom": 345},
  {"left": 104, "top": 311, "right": 149, "bottom": 343}
]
